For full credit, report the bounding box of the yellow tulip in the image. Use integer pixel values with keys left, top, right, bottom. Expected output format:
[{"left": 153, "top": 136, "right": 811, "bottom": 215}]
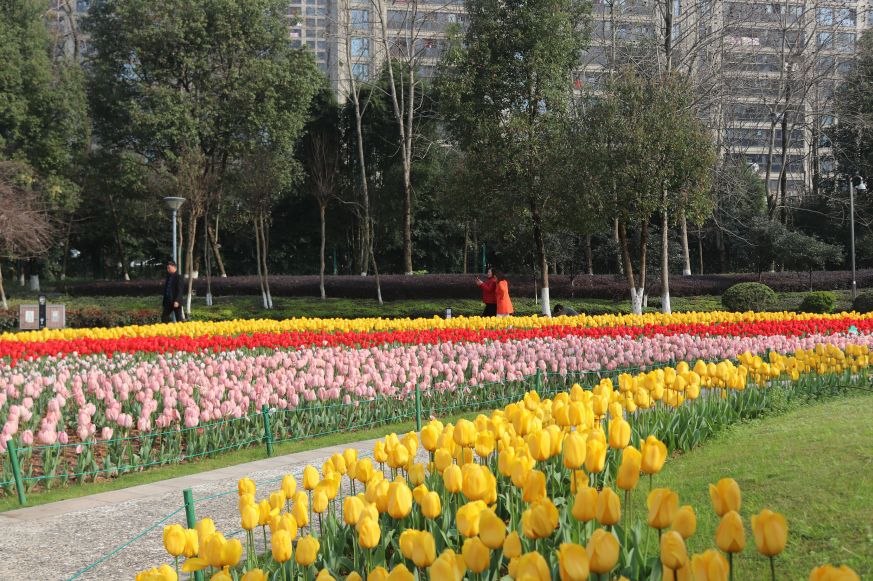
[
  {"left": 527, "top": 430, "right": 552, "bottom": 461},
  {"left": 640, "top": 435, "right": 667, "bottom": 475},
  {"left": 258, "top": 500, "right": 274, "bottom": 527},
  {"left": 292, "top": 494, "right": 309, "bottom": 527},
  {"left": 237, "top": 477, "right": 256, "bottom": 497},
  {"left": 241, "top": 569, "right": 268, "bottom": 581},
  {"left": 672, "top": 505, "right": 697, "bottom": 539},
  {"left": 195, "top": 518, "right": 216, "bottom": 554},
  {"left": 502, "top": 530, "right": 522, "bottom": 559},
  {"left": 596, "top": 487, "right": 622, "bottom": 526},
  {"left": 690, "top": 550, "right": 729, "bottom": 581},
  {"left": 387, "top": 480, "right": 413, "bottom": 519},
  {"left": 135, "top": 564, "right": 178, "bottom": 581},
  {"left": 313, "top": 489, "right": 329, "bottom": 514},
  {"left": 369, "top": 567, "right": 389, "bottom": 581},
  {"left": 421, "top": 491, "right": 442, "bottom": 519},
  {"left": 429, "top": 549, "right": 466, "bottom": 581},
  {"left": 461, "top": 464, "right": 489, "bottom": 501},
  {"left": 475, "top": 431, "right": 496, "bottom": 458},
  {"left": 356, "top": 458, "right": 374, "bottom": 484},
  {"left": 478, "top": 508, "right": 506, "bottom": 549},
  {"left": 240, "top": 502, "right": 259, "bottom": 531},
  {"left": 616, "top": 445, "right": 642, "bottom": 491},
  {"left": 708, "top": 478, "right": 741, "bottom": 517},
  {"left": 408, "top": 463, "right": 426, "bottom": 486},
  {"left": 608, "top": 418, "right": 631, "bottom": 449},
  {"left": 586, "top": 529, "right": 620, "bottom": 574},
  {"left": 662, "top": 562, "right": 692, "bottom": 581},
  {"left": 461, "top": 537, "right": 490, "bottom": 573},
  {"left": 515, "top": 551, "right": 551, "bottom": 581},
  {"left": 750, "top": 509, "right": 788, "bottom": 557},
  {"left": 357, "top": 516, "right": 381, "bottom": 549},
  {"left": 660, "top": 530, "right": 689, "bottom": 570},
  {"left": 421, "top": 424, "right": 440, "bottom": 451},
  {"left": 522, "top": 469, "right": 547, "bottom": 503},
  {"left": 585, "top": 438, "right": 606, "bottom": 473},
  {"left": 315, "top": 569, "right": 335, "bottom": 581},
  {"left": 163, "top": 524, "right": 187, "bottom": 557},
  {"left": 269, "top": 490, "right": 285, "bottom": 511},
  {"left": 572, "top": 486, "right": 598, "bottom": 522},
  {"left": 388, "top": 444, "right": 409, "bottom": 468},
  {"left": 295, "top": 535, "right": 320, "bottom": 566},
  {"left": 411, "top": 530, "right": 437, "bottom": 568},
  {"left": 456, "top": 500, "right": 487, "bottom": 537},
  {"left": 715, "top": 510, "right": 746, "bottom": 553},
  {"left": 343, "top": 495, "right": 365, "bottom": 526},
  {"left": 221, "top": 539, "right": 243, "bottom": 568},
  {"left": 562, "top": 431, "right": 587, "bottom": 469},
  {"left": 522, "top": 498, "right": 559, "bottom": 539},
  {"left": 647, "top": 488, "right": 679, "bottom": 530},
  {"left": 808, "top": 564, "right": 861, "bottom": 581},
  {"left": 281, "top": 474, "right": 297, "bottom": 499},
  {"left": 303, "top": 466, "right": 319, "bottom": 490},
  {"left": 443, "top": 464, "right": 463, "bottom": 493},
  {"left": 183, "top": 529, "right": 198, "bottom": 558},
  {"left": 346, "top": 573, "right": 363, "bottom": 581},
  {"left": 271, "top": 529, "right": 293, "bottom": 563},
  {"left": 453, "top": 419, "right": 477, "bottom": 447},
  {"left": 558, "top": 543, "right": 590, "bottom": 581}
]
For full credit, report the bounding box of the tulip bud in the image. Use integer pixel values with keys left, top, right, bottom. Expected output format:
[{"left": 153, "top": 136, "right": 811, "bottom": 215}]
[
  {"left": 462, "top": 537, "right": 490, "bottom": 573},
  {"left": 281, "top": 475, "right": 297, "bottom": 500},
  {"left": 457, "top": 500, "right": 487, "bottom": 537},
  {"left": 515, "top": 551, "right": 551, "bottom": 581},
  {"left": 641, "top": 435, "right": 667, "bottom": 475},
  {"left": 240, "top": 502, "right": 259, "bottom": 531},
  {"left": 585, "top": 438, "right": 607, "bottom": 473},
  {"left": 387, "top": 480, "right": 413, "bottom": 519},
  {"left": 522, "top": 469, "right": 547, "bottom": 504},
  {"left": 750, "top": 509, "right": 788, "bottom": 557},
  {"left": 586, "top": 529, "right": 620, "bottom": 575},
  {"left": 690, "top": 550, "right": 729, "bottom": 581},
  {"left": 411, "top": 530, "right": 437, "bottom": 568},
  {"left": 558, "top": 543, "right": 590, "bottom": 581},
  {"left": 572, "top": 486, "right": 598, "bottom": 523},
  {"left": 271, "top": 529, "right": 293, "bottom": 563},
  {"left": 478, "top": 508, "right": 506, "bottom": 549},
  {"left": 313, "top": 489, "right": 329, "bottom": 514},
  {"left": 355, "top": 458, "right": 374, "bottom": 484},
  {"left": 608, "top": 418, "right": 631, "bottom": 449},
  {"left": 429, "top": 549, "right": 466, "bottom": 581},
  {"left": 163, "top": 524, "right": 187, "bottom": 557},
  {"left": 421, "top": 491, "right": 442, "bottom": 519},
  {"left": 616, "top": 445, "right": 642, "bottom": 491},
  {"left": 647, "top": 487, "right": 679, "bottom": 530},
  {"left": 709, "top": 478, "right": 741, "bottom": 517},
  {"left": 357, "top": 516, "right": 381, "bottom": 549},
  {"left": 808, "top": 564, "right": 861, "bottom": 581},
  {"left": 421, "top": 424, "right": 440, "bottom": 451},
  {"left": 237, "top": 477, "right": 256, "bottom": 497},
  {"left": 242, "top": 569, "right": 268, "bottom": 581},
  {"left": 461, "top": 464, "right": 489, "bottom": 501},
  {"left": 596, "top": 487, "right": 622, "bottom": 526},
  {"left": 443, "top": 464, "right": 463, "bottom": 493},
  {"left": 715, "top": 510, "right": 746, "bottom": 553},
  {"left": 343, "top": 496, "right": 365, "bottom": 526},
  {"left": 303, "top": 466, "right": 319, "bottom": 490},
  {"left": 562, "top": 431, "right": 586, "bottom": 469},
  {"left": 672, "top": 505, "right": 697, "bottom": 539},
  {"left": 295, "top": 535, "right": 320, "bottom": 566},
  {"left": 660, "top": 530, "right": 689, "bottom": 570}
]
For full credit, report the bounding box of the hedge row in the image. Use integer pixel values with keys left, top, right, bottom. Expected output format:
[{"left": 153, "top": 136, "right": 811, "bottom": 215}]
[
  {"left": 0, "top": 308, "right": 156, "bottom": 333},
  {"left": 64, "top": 270, "right": 873, "bottom": 300}
]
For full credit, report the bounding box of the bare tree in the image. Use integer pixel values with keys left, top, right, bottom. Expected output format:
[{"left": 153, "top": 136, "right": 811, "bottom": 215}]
[
  {"left": 305, "top": 131, "right": 341, "bottom": 299},
  {"left": 0, "top": 162, "right": 55, "bottom": 309}
]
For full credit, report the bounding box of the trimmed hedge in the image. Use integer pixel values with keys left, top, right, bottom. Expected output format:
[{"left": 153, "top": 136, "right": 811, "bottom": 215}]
[
  {"left": 799, "top": 291, "right": 836, "bottom": 314},
  {"left": 0, "top": 308, "right": 156, "bottom": 333},
  {"left": 63, "top": 270, "right": 873, "bottom": 300},
  {"left": 722, "top": 282, "right": 777, "bottom": 312},
  {"left": 852, "top": 291, "right": 873, "bottom": 313}
]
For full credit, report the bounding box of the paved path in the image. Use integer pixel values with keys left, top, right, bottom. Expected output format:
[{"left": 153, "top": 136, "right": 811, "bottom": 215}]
[{"left": 0, "top": 437, "right": 384, "bottom": 581}]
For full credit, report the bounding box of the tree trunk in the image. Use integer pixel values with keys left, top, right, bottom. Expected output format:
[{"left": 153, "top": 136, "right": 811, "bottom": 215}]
[
  {"left": 613, "top": 218, "right": 623, "bottom": 275},
  {"left": 108, "top": 192, "right": 130, "bottom": 281},
  {"left": 60, "top": 215, "right": 73, "bottom": 281},
  {"left": 618, "top": 221, "right": 644, "bottom": 315},
  {"left": 0, "top": 262, "right": 7, "bottom": 310},
  {"left": 319, "top": 202, "right": 327, "bottom": 300},
  {"left": 203, "top": 213, "right": 213, "bottom": 306},
  {"left": 765, "top": 113, "right": 778, "bottom": 217},
  {"left": 698, "top": 230, "right": 704, "bottom": 275},
  {"left": 369, "top": 224, "right": 383, "bottom": 305},
  {"left": 661, "top": 208, "right": 671, "bottom": 314},
  {"left": 184, "top": 212, "right": 198, "bottom": 317},
  {"left": 462, "top": 222, "right": 469, "bottom": 274},
  {"left": 530, "top": 198, "right": 550, "bottom": 316},
  {"left": 353, "top": 104, "right": 371, "bottom": 278},
  {"left": 680, "top": 212, "right": 691, "bottom": 276},
  {"left": 259, "top": 212, "right": 273, "bottom": 309},
  {"left": 254, "top": 217, "right": 268, "bottom": 309},
  {"left": 585, "top": 234, "right": 594, "bottom": 275},
  {"left": 207, "top": 222, "right": 227, "bottom": 277},
  {"left": 778, "top": 99, "right": 790, "bottom": 225}
]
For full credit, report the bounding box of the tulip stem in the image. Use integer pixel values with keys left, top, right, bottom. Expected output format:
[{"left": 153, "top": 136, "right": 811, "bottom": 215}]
[
  {"left": 728, "top": 552, "right": 734, "bottom": 581},
  {"left": 769, "top": 557, "right": 776, "bottom": 581}
]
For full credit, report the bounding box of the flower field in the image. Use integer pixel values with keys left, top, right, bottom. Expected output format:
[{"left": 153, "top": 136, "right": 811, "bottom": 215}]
[
  {"left": 1, "top": 311, "right": 872, "bottom": 495},
  {"left": 137, "top": 344, "right": 865, "bottom": 581}
]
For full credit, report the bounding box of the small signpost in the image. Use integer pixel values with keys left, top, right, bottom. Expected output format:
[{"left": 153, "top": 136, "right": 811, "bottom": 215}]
[{"left": 19, "top": 295, "right": 65, "bottom": 330}]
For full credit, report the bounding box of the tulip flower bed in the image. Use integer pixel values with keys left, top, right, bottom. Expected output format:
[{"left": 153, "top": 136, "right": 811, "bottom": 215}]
[
  {"left": 138, "top": 344, "right": 865, "bottom": 581},
  {"left": 1, "top": 312, "right": 872, "bottom": 496}
]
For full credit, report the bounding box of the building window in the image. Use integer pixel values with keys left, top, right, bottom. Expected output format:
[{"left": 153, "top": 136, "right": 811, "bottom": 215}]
[
  {"left": 306, "top": 18, "right": 316, "bottom": 27},
  {"left": 352, "top": 63, "right": 369, "bottom": 80},
  {"left": 817, "top": 32, "right": 833, "bottom": 49},
  {"left": 307, "top": 40, "right": 316, "bottom": 48},
  {"left": 351, "top": 9, "right": 369, "bottom": 29},
  {"left": 834, "top": 32, "right": 855, "bottom": 53},
  {"left": 76, "top": 0, "right": 90, "bottom": 11},
  {"left": 351, "top": 37, "right": 369, "bottom": 57},
  {"left": 817, "top": 8, "right": 833, "bottom": 25},
  {"left": 836, "top": 8, "right": 856, "bottom": 26}
]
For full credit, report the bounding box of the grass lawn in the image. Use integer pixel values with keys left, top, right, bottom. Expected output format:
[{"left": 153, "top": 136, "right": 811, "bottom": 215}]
[
  {"left": 631, "top": 394, "right": 873, "bottom": 579},
  {"left": 0, "top": 289, "right": 858, "bottom": 323}
]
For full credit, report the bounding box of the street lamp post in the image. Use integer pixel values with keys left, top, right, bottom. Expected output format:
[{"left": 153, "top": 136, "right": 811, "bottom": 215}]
[
  {"left": 849, "top": 177, "right": 866, "bottom": 301},
  {"left": 163, "top": 197, "right": 186, "bottom": 265}
]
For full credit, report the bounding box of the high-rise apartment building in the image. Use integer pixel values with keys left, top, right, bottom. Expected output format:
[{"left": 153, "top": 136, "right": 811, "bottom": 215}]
[{"left": 578, "top": 0, "right": 869, "bottom": 200}]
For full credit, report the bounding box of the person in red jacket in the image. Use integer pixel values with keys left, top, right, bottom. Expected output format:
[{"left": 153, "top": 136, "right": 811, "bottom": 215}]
[
  {"left": 475, "top": 266, "right": 498, "bottom": 316},
  {"left": 495, "top": 272, "right": 513, "bottom": 317}
]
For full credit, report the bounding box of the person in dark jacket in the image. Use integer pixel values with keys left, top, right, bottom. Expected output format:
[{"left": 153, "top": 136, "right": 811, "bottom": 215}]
[
  {"left": 553, "top": 304, "right": 579, "bottom": 317},
  {"left": 161, "top": 261, "right": 184, "bottom": 323},
  {"left": 475, "top": 266, "right": 498, "bottom": 316}
]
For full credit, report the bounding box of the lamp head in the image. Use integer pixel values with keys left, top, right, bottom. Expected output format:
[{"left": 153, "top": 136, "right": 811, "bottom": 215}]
[
  {"left": 857, "top": 178, "right": 867, "bottom": 193},
  {"left": 163, "top": 196, "right": 186, "bottom": 211}
]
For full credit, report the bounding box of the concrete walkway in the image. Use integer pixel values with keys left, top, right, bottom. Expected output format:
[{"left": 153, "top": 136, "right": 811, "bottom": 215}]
[{"left": 0, "top": 436, "right": 384, "bottom": 580}]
